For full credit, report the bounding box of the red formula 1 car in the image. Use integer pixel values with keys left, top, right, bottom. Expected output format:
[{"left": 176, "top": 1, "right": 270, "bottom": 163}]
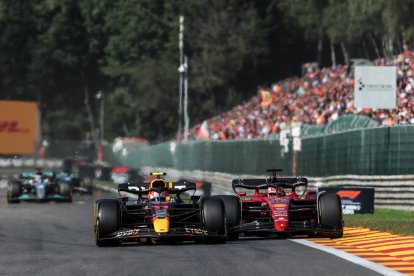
[{"left": 227, "top": 169, "right": 343, "bottom": 239}]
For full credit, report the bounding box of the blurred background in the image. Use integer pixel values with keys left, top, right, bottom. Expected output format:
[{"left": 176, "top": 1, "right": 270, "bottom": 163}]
[
  {"left": 1, "top": 0, "right": 413, "bottom": 143},
  {"left": 1, "top": 0, "right": 414, "bottom": 190}
]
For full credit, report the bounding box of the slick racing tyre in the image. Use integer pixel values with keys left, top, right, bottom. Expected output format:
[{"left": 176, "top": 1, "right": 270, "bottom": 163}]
[
  {"left": 59, "top": 182, "right": 73, "bottom": 202},
  {"left": 318, "top": 193, "right": 343, "bottom": 239},
  {"left": 213, "top": 195, "right": 240, "bottom": 241},
  {"left": 7, "top": 181, "right": 21, "bottom": 204},
  {"left": 202, "top": 197, "right": 227, "bottom": 244},
  {"left": 95, "top": 199, "right": 120, "bottom": 247},
  {"left": 83, "top": 177, "right": 94, "bottom": 195}
]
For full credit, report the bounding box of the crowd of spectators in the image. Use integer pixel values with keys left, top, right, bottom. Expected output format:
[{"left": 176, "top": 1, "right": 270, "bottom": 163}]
[{"left": 189, "top": 49, "right": 414, "bottom": 140}]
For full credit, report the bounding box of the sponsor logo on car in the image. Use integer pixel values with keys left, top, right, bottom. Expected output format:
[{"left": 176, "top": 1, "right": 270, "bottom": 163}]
[
  {"left": 115, "top": 229, "right": 140, "bottom": 238},
  {"left": 184, "top": 228, "right": 207, "bottom": 235},
  {"left": 155, "top": 208, "right": 168, "bottom": 218}
]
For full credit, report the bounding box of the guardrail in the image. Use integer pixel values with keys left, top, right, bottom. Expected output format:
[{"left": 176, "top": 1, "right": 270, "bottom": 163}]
[
  {"left": 0, "top": 158, "right": 63, "bottom": 169},
  {"left": 140, "top": 166, "right": 414, "bottom": 211},
  {"left": 310, "top": 175, "right": 414, "bottom": 211}
]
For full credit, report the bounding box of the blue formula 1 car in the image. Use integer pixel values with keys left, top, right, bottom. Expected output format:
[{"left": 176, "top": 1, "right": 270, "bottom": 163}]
[{"left": 7, "top": 170, "right": 73, "bottom": 203}]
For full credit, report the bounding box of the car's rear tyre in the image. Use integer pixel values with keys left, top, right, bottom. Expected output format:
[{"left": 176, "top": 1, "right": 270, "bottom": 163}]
[
  {"left": 213, "top": 195, "right": 240, "bottom": 241},
  {"left": 7, "top": 181, "right": 21, "bottom": 203},
  {"left": 95, "top": 199, "right": 120, "bottom": 247},
  {"left": 318, "top": 193, "right": 343, "bottom": 239},
  {"left": 202, "top": 197, "right": 226, "bottom": 244},
  {"left": 59, "top": 182, "right": 73, "bottom": 202}
]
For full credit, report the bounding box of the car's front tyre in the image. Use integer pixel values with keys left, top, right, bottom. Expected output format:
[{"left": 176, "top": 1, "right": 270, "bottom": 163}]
[
  {"left": 213, "top": 195, "right": 240, "bottom": 241},
  {"left": 201, "top": 197, "right": 227, "bottom": 244},
  {"left": 7, "top": 181, "right": 21, "bottom": 203},
  {"left": 59, "top": 182, "right": 73, "bottom": 202},
  {"left": 94, "top": 199, "right": 120, "bottom": 247},
  {"left": 83, "top": 177, "right": 94, "bottom": 195},
  {"left": 318, "top": 193, "right": 343, "bottom": 239}
]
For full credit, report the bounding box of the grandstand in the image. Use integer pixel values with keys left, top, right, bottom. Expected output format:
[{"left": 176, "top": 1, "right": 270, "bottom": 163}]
[{"left": 189, "top": 50, "right": 414, "bottom": 140}]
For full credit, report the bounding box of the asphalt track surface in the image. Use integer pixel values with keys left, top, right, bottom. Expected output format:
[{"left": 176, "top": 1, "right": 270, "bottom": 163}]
[{"left": 0, "top": 189, "right": 381, "bottom": 276}]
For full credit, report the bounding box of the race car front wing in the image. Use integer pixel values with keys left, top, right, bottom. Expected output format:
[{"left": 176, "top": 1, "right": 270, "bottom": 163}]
[{"left": 101, "top": 226, "right": 226, "bottom": 240}]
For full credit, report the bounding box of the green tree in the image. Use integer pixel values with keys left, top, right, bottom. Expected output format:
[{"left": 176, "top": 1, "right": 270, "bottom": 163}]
[
  {"left": 381, "top": 0, "right": 414, "bottom": 54},
  {"left": 0, "top": 0, "right": 37, "bottom": 99},
  {"left": 346, "top": 0, "right": 384, "bottom": 59},
  {"left": 30, "top": 0, "right": 109, "bottom": 141},
  {"left": 277, "top": 0, "right": 328, "bottom": 66},
  {"left": 185, "top": 0, "right": 268, "bottom": 121}
]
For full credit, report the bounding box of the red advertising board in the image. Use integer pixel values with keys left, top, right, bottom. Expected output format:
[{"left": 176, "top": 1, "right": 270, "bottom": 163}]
[{"left": 0, "top": 101, "right": 39, "bottom": 155}]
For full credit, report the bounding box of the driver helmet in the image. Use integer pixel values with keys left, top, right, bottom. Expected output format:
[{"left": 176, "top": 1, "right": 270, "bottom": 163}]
[
  {"left": 33, "top": 174, "right": 42, "bottom": 182},
  {"left": 149, "top": 191, "right": 167, "bottom": 202},
  {"left": 267, "top": 187, "right": 277, "bottom": 195}
]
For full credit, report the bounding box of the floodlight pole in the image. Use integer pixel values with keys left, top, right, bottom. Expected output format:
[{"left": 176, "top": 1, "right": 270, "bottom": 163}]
[
  {"left": 95, "top": 91, "right": 104, "bottom": 161},
  {"left": 183, "top": 56, "right": 189, "bottom": 141},
  {"left": 177, "top": 15, "right": 184, "bottom": 142},
  {"left": 96, "top": 91, "right": 104, "bottom": 142},
  {"left": 100, "top": 92, "right": 104, "bottom": 141}
]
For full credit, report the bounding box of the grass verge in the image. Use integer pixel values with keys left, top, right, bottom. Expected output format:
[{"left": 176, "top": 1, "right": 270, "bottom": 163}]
[
  {"left": 344, "top": 208, "right": 414, "bottom": 236},
  {"left": 94, "top": 179, "right": 117, "bottom": 190}
]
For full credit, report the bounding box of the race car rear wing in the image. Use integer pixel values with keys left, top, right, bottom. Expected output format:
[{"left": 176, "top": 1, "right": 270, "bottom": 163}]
[
  {"left": 118, "top": 181, "right": 196, "bottom": 196},
  {"left": 19, "top": 171, "right": 55, "bottom": 179},
  {"left": 232, "top": 177, "right": 308, "bottom": 193}
]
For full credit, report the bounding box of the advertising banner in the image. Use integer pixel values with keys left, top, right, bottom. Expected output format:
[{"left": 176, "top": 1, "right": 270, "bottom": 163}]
[
  {"left": 318, "top": 186, "right": 375, "bottom": 214},
  {"left": 0, "top": 101, "right": 38, "bottom": 155},
  {"left": 354, "top": 66, "right": 396, "bottom": 109}
]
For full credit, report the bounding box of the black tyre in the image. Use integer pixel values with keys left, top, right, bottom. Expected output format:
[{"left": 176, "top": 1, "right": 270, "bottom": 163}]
[
  {"left": 59, "top": 182, "right": 73, "bottom": 202},
  {"left": 318, "top": 193, "right": 343, "bottom": 238},
  {"left": 83, "top": 178, "right": 94, "bottom": 195},
  {"left": 94, "top": 199, "right": 120, "bottom": 247},
  {"left": 7, "top": 181, "right": 21, "bottom": 204},
  {"left": 213, "top": 195, "right": 240, "bottom": 241},
  {"left": 202, "top": 197, "right": 226, "bottom": 244}
]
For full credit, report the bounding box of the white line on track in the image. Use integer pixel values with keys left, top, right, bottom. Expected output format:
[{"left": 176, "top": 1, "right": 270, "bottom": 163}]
[{"left": 290, "top": 239, "right": 404, "bottom": 276}]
